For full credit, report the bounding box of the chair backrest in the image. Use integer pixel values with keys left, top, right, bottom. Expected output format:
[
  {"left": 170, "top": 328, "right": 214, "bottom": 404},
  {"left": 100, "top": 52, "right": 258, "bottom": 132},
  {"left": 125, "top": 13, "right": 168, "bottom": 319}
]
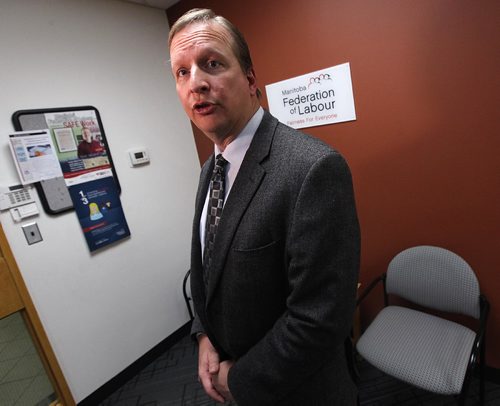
[{"left": 386, "top": 246, "right": 480, "bottom": 319}]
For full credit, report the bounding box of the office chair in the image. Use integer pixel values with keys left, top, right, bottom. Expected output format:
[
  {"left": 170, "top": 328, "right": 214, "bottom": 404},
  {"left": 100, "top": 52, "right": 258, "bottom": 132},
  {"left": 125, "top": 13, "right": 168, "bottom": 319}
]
[
  {"left": 356, "top": 246, "right": 489, "bottom": 405},
  {"left": 182, "top": 269, "right": 194, "bottom": 321}
]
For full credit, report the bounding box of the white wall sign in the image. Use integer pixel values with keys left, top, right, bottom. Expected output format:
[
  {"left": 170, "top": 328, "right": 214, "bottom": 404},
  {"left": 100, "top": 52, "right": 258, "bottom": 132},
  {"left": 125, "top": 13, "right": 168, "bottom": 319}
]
[{"left": 265, "top": 62, "right": 356, "bottom": 130}]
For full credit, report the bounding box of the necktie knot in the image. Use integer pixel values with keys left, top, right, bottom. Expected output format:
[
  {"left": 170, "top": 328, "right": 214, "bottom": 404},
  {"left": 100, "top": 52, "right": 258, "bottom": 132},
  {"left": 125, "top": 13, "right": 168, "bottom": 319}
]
[{"left": 214, "top": 154, "right": 228, "bottom": 173}]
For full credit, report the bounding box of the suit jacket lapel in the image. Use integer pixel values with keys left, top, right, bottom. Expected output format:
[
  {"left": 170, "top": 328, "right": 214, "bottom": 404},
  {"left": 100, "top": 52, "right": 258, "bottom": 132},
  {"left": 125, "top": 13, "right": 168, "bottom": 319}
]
[{"left": 206, "top": 111, "right": 278, "bottom": 304}]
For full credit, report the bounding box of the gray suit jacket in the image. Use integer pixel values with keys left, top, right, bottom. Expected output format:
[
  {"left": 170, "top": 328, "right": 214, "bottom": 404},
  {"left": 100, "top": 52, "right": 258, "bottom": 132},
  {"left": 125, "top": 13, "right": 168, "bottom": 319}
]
[{"left": 190, "top": 111, "right": 360, "bottom": 405}]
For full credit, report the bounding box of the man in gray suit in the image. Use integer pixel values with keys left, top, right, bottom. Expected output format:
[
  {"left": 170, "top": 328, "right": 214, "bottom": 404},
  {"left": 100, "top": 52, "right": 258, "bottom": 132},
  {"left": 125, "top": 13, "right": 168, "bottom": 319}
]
[{"left": 169, "top": 8, "right": 360, "bottom": 405}]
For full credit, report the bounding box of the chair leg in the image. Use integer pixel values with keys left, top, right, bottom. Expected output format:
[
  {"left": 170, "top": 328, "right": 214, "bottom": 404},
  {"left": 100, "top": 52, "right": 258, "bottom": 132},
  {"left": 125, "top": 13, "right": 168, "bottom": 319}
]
[{"left": 480, "top": 338, "right": 486, "bottom": 405}]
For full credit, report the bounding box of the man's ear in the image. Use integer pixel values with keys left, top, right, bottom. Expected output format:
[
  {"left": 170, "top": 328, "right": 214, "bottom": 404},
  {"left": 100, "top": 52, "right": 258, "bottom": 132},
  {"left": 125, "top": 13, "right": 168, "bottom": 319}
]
[{"left": 246, "top": 67, "right": 258, "bottom": 96}]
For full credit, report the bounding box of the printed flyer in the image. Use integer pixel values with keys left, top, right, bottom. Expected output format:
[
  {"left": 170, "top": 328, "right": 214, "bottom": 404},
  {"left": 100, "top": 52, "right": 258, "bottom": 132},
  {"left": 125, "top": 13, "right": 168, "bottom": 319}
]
[
  {"left": 68, "top": 176, "right": 130, "bottom": 252},
  {"left": 9, "top": 130, "right": 63, "bottom": 184}
]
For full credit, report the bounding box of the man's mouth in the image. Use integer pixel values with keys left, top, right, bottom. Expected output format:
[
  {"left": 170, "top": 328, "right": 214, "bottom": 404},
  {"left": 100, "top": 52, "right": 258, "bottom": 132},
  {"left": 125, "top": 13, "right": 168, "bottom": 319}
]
[{"left": 193, "top": 102, "right": 216, "bottom": 115}]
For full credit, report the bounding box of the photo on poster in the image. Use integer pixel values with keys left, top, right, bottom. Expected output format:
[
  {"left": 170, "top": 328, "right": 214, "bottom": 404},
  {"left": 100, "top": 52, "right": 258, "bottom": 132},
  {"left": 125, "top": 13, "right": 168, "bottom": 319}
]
[{"left": 53, "top": 127, "right": 77, "bottom": 153}]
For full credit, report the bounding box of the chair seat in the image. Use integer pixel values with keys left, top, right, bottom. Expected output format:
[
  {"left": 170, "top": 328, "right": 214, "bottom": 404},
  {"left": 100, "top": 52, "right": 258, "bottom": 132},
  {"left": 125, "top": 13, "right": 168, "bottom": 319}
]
[{"left": 356, "top": 306, "right": 476, "bottom": 395}]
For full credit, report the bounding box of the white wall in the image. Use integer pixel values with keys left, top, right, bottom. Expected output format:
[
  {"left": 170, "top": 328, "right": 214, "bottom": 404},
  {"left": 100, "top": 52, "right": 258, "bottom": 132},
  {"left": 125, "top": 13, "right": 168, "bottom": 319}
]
[{"left": 0, "top": 0, "right": 199, "bottom": 402}]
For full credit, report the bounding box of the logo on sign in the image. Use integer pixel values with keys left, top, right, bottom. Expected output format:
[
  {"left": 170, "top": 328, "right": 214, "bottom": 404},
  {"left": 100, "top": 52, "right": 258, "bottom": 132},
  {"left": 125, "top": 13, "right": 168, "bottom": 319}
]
[{"left": 308, "top": 73, "right": 332, "bottom": 87}]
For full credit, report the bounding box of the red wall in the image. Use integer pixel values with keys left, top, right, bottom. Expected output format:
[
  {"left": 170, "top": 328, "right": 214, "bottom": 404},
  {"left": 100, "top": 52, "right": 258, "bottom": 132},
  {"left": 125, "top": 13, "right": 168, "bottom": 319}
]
[{"left": 168, "top": 0, "right": 500, "bottom": 367}]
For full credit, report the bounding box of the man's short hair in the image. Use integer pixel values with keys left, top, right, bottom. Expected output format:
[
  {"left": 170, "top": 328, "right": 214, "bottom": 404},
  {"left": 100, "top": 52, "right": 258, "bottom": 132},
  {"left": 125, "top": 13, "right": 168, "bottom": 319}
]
[{"left": 168, "top": 8, "right": 255, "bottom": 75}]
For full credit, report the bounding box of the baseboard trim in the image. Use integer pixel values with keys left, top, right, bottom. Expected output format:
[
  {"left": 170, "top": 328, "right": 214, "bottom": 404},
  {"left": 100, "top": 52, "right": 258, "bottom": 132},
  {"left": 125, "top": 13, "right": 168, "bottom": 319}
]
[{"left": 78, "top": 321, "right": 192, "bottom": 406}]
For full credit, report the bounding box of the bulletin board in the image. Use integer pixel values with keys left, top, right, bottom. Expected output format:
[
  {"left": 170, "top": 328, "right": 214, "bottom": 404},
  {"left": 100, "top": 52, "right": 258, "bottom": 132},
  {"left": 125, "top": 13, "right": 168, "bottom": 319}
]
[{"left": 12, "top": 106, "right": 121, "bottom": 214}]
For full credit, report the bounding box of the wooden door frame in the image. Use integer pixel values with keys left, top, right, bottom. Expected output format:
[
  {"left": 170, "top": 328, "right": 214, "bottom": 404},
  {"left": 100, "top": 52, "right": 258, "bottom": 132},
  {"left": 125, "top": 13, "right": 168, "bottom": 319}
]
[{"left": 0, "top": 223, "right": 75, "bottom": 406}]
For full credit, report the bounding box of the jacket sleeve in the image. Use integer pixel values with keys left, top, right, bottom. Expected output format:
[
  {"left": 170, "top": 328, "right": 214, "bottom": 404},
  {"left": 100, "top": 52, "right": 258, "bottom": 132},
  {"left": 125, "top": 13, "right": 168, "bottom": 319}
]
[
  {"left": 190, "top": 314, "right": 205, "bottom": 340},
  {"left": 227, "top": 151, "right": 360, "bottom": 405}
]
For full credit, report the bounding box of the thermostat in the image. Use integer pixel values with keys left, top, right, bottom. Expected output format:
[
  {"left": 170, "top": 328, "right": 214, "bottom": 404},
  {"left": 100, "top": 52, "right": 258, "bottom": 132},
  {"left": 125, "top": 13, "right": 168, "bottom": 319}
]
[{"left": 128, "top": 148, "right": 150, "bottom": 167}]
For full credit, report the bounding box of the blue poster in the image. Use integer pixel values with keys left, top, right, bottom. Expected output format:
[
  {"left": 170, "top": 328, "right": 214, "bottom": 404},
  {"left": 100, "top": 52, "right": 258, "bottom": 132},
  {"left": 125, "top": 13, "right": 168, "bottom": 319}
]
[{"left": 68, "top": 176, "right": 130, "bottom": 252}]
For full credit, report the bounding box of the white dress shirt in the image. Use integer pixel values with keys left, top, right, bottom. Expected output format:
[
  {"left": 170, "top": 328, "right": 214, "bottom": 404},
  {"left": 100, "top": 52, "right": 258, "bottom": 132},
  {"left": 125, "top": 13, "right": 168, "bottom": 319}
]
[{"left": 199, "top": 107, "right": 264, "bottom": 256}]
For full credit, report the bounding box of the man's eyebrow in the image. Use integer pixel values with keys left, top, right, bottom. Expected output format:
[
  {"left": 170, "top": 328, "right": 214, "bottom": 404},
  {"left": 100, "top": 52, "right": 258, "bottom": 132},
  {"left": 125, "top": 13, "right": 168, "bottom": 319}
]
[
  {"left": 192, "top": 48, "right": 222, "bottom": 59},
  {"left": 167, "top": 45, "right": 229, "bottom": 67}
]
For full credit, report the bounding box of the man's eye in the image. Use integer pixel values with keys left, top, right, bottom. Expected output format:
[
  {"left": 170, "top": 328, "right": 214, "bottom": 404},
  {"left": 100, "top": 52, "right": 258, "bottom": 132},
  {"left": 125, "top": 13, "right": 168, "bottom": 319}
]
[
  {"left": 177, "top": 68, "right": 188, "bottom": 77},
  {"left": 207, "top": 60, "right": 221, "bottom": 69}
]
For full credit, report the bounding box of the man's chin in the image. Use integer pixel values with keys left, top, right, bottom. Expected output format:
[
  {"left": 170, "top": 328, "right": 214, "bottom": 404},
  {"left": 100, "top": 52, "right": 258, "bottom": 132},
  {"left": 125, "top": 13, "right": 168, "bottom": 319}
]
[{"left": 193, "top": 120, "right": 225, "bottom": 139}]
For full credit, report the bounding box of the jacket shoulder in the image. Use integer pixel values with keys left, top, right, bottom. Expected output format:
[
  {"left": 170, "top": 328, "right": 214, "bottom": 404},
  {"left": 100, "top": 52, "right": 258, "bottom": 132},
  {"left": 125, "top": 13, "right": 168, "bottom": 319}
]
[{"left": 269, "top": 120, "right": 345, "bottom": 171}]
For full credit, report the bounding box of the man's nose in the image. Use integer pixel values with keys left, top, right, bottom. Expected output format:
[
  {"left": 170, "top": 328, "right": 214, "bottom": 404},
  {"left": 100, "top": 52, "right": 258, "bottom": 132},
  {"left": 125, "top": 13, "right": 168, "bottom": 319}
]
[{"left": 190, "top": 67, "right": 209, "bottom": 93}]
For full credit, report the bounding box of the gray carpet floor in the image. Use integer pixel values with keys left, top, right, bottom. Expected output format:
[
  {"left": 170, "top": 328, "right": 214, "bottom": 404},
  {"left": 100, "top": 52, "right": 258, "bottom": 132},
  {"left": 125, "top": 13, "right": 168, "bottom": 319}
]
[{"left": 98, "top": 335, "right": 500, "bottom": 405}]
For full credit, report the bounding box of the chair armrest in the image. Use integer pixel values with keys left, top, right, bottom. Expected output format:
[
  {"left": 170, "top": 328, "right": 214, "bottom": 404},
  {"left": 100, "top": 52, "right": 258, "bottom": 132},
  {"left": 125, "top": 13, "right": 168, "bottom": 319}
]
[
  {"left": 474, "top": 294, "right": 490, "bottom": 351},
  {"left": 356, "top": 273, "right": 386, "bottom": 306}
]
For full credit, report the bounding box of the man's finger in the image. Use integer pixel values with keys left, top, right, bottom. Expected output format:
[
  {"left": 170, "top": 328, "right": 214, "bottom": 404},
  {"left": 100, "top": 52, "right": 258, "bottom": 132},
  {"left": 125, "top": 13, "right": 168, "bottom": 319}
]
[{"left": 199, "top": 372, "right": 225, "bottom": 403}]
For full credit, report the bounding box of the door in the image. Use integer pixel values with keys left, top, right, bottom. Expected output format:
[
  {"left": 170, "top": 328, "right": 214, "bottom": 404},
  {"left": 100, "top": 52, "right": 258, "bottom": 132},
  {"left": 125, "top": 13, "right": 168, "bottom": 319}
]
[
  {"left": 0, "top": 223, "right": 73, "bottom": 405},
  {"left": 0, "top": 255, "right": 23, "bottom": 319}
]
